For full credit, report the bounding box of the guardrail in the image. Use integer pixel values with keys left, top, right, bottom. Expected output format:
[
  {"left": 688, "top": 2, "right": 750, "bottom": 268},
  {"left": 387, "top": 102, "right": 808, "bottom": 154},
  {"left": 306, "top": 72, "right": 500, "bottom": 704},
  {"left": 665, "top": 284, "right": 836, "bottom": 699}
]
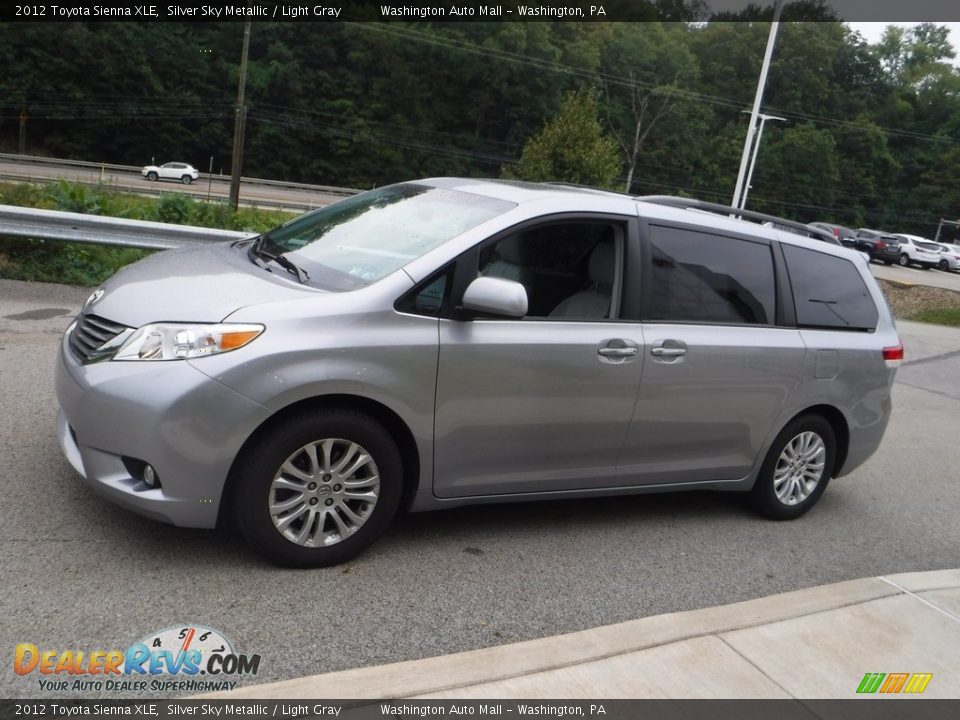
[
  {"left": 0, "top": 204, "right": 250, "bottom": 250},
  {"left": 0, "top": 153, "right": 364, "bottom": 197}
]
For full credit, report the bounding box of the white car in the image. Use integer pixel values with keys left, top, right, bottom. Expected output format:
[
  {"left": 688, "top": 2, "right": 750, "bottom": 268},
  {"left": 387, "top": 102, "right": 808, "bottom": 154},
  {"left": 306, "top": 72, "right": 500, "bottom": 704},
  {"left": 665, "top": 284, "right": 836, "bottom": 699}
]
[
  {"left": 894, "top": 234, "right": 942, "bottom": 269},
  {"left": 933, "top": 242, "right": 960, "bottom": 271},
  {"left": 141, "top": 162, "right": 199, "bottom": 184}
]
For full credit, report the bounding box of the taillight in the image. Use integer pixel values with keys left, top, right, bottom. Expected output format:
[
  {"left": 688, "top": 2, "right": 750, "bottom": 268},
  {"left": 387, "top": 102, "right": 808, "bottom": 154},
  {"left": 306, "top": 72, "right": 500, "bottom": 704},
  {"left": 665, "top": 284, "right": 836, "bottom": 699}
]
[
  {"left": 833, "top": 228, "right": 841, "bottom": 238},
  {"left": 883, "top": 344, "right": 904, "bottom": 367}
]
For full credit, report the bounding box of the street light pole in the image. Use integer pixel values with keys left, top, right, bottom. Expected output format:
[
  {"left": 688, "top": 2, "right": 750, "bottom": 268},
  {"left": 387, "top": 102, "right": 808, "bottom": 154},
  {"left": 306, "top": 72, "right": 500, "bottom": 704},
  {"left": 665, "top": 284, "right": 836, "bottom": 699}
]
[
  {"left": 731, "top": 0, "right": 785, "bottom": 211},
  {"left": 228, "top": 20, "right": 252, "bottom": 211},
  {"left": 740, "top": 113, "right": 786, "bottom": 208}
]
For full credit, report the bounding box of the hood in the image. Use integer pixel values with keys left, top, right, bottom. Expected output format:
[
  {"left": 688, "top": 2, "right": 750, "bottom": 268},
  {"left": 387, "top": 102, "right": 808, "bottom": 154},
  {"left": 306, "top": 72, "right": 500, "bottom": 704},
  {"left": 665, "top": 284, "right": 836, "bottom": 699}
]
[{"left": 85, "top": 242, "right": 317, "bottom": 327}]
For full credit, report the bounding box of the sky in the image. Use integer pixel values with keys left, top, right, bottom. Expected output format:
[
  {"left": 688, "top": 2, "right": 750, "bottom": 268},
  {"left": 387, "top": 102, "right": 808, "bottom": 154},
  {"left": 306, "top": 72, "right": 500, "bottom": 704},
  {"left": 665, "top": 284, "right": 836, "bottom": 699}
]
[{"left": 847, "top": 22, "right": 960, "bottom": 65}]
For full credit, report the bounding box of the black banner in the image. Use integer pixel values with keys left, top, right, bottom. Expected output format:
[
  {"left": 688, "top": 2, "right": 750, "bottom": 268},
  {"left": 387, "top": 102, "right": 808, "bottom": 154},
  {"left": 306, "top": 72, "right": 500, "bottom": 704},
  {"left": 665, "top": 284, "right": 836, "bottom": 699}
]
[
  {"left": 2, "top": 700, "right": 960, "bottom": 720},
  {"left": 2, "top": 0, "right": 960, "bottom": 23}
]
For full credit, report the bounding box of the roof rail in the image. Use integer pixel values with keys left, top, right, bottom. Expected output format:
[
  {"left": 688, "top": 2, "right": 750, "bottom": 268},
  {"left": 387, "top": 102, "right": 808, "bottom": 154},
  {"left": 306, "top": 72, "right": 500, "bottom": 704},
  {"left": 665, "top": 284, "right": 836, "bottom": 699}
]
[{"left": 637, "top": 195, "right": 833, "bottom": 243}]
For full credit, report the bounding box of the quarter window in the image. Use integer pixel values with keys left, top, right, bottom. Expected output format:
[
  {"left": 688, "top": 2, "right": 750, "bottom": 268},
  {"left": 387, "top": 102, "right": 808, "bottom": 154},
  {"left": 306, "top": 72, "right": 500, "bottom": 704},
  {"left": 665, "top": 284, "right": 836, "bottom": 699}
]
[
  {"left": 644, "top": 226, "right": 776, "bottom": 325},
  {"left": 782, "top": 245, "right": 878, "bottom": 331}
]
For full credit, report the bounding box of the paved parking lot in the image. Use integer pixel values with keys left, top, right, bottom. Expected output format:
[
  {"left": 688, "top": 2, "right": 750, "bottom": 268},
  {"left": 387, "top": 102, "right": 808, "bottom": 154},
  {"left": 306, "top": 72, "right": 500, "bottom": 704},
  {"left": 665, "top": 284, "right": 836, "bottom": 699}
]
[
  {"left": 871, "top": 260, "right": 960, "bottom": 292},
  {"left": 1, "top": 278, "right": 959, "bottom": 699}
]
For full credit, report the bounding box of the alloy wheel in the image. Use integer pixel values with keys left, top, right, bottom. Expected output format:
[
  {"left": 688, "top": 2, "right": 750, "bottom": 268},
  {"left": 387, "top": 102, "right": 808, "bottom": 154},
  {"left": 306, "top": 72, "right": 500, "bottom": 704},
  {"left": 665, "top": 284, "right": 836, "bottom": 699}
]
[
  {"left": 268, "top": 438, "right": 380, "bottom": 547},
  {"left": 773, "top": 431, "right": 826, "bottom": 506}
]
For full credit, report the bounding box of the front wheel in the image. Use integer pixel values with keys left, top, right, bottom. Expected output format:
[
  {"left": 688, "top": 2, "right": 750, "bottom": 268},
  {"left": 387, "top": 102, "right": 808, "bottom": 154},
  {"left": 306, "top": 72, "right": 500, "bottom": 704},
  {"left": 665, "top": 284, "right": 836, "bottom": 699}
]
[
  {"left": 146, "top": 171, "right": 158, "bottom": 181},
  {"left": 939, "top": 260, "right": 948, "bottom": 270},
  {"left": 181, "top": 175, "right": 193, "bottom": 184},
  {"left": 898, "top": 254, "right": 910, "bottom": 267},
  {"left": 234, "top": 409, "right": 403, "bottom": 567},
  {"left": 749, "top": 415, "right": 835, "bottom": 520}
]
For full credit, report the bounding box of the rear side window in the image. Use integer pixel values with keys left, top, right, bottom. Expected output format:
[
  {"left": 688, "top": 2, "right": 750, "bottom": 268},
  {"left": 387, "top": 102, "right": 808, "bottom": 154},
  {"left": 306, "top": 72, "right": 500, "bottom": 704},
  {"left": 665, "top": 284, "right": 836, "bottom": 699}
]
[
  {"left": 644, "top": 225, "right": 776, "bottom": 325},
  {"left": 782, "top": 245, "right": 878, "bottom": 331}
]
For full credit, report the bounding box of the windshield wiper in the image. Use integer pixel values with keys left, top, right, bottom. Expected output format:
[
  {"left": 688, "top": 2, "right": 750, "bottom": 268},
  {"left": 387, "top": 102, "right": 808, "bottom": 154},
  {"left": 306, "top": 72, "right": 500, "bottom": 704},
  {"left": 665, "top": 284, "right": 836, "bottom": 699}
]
[
  {"left": 247, "top": 235, "right": 310, "bottom": 284},
  {"left": 270, "top": 253, "right": 310, "bottom": 284}
]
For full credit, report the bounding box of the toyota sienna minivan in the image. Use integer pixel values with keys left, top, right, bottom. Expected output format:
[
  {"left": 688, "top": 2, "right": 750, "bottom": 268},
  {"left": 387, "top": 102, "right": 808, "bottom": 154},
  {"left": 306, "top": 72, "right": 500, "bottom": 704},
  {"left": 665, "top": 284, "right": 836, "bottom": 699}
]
[{"left": 55, "top": 179, "right": 902, "bottom": 566}]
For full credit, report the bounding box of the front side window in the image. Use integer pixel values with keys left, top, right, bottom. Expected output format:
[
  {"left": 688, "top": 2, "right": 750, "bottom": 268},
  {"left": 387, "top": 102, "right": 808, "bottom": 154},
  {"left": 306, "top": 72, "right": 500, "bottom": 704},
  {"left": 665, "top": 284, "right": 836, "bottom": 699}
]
[
  {"left": 478, "top": 222, "right": 620, "bottom": 319},
  {"left": 644, "top": 225, "right": 776, "bottom": 325},
  {"left": 258, "top": 184, "right": 515, "bottom": 291}
]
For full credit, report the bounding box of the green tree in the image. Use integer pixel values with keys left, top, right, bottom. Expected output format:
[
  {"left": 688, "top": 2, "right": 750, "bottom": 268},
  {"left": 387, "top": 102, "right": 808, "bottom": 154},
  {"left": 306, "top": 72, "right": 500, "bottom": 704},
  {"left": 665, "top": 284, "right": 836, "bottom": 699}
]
[
  {"left": 502, "top": 91, "right": 620, "bottom": 189},
  {"left": 752, "top": 123, "right": 840, "bottom": 218}
]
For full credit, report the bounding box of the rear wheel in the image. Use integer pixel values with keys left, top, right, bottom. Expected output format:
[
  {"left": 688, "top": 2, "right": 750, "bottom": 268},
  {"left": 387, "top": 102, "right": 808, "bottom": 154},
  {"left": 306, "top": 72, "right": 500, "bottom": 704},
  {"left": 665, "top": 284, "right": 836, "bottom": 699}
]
[
  {"left": 749, "top": 415, "right": 835, "bottom": 520},
  {"left": 939, "top": 260, "right": 948, "bottom": 270},
  {"left": 234, "top": 409, "right": 403, "bottom": 567}
]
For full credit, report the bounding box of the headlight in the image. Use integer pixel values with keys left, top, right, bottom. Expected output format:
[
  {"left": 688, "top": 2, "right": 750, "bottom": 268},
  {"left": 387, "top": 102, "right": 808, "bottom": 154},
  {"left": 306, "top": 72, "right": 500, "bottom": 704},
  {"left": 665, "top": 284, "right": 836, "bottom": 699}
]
[{"left": 112, "top": 323, "right": 264, "bottom": 361}]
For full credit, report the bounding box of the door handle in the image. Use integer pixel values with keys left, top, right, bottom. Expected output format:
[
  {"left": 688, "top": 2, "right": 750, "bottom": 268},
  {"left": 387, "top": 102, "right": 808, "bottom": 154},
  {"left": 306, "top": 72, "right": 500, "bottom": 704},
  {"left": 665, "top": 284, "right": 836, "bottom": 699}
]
[
  {"left": 651, "top": 347, "right": 686, "bottom": 357},
  {"left": 598, "top": 346, "right": 638, "bottom": 358}
]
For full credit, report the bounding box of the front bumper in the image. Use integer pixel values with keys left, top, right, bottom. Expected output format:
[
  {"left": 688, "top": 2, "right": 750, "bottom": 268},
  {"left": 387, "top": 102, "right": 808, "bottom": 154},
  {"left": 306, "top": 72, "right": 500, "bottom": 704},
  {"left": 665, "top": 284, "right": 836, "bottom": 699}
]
[{"left": 55, "top": 331, "right": 272, "bottom": 528}]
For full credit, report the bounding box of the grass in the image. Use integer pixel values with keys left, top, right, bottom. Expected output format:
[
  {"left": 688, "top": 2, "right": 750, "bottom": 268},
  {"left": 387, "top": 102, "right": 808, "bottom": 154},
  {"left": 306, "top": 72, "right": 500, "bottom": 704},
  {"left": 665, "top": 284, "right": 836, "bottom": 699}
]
[
  {"left": 909, "top": 307, "right": 960, "bottom": 327},
  {"left": 0, "top": 180, "right": 295, "bottom": 287}
]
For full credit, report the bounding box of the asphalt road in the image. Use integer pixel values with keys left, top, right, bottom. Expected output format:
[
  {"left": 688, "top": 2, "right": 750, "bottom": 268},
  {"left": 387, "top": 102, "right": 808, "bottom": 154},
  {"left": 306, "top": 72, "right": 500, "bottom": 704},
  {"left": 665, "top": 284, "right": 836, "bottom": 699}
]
[
  {"left": 1, "top": 279, "right": 958, "bottom": 699},
  {"left": 871, "top": 259, "right": 960, "bottom": 292},
  {"left": 0, "top": 159, "right": 349, "bottom": 212}
]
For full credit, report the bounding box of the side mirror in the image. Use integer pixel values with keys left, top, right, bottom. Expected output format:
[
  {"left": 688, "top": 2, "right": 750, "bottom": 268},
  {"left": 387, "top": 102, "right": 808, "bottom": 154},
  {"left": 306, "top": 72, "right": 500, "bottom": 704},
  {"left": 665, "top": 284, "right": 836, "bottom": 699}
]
[{"left": 462, "top": 277, "right": 528, "bottom": 318}]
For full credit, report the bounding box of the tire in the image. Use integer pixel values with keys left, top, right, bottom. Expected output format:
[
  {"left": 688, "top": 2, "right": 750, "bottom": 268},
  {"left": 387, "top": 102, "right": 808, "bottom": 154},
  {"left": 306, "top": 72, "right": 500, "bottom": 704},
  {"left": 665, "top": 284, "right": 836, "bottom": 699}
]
[
  {"left": 234, "top": 409, "right": 403, "bottom": 567},
  {"left": 182, "top": 175, "right": 193, "bottom": 184},
  {"left": 898, "top": 254, "right": 910, "bottom": 267},
  {"left": 939, "top": 260, "right": 948, "bottom": 270},
  {"left": 749, "top": 414, "right": 835, "bottom": 520},
  {"left": 147, "top": 171, "right": 158, "bottom": 181},
  {"left": 882, "top": 260, "right": 892, "bottom": 266}
]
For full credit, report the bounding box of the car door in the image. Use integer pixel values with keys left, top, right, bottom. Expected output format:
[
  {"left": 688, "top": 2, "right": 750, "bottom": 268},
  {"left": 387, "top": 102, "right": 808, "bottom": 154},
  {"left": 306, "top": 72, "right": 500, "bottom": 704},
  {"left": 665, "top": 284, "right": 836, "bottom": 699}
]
[
  {"left": 433, "top": 217, "right": 645, "bottom": 498},
  {"left": 616, "top": 222, "right": 806, "bottom": 486}
]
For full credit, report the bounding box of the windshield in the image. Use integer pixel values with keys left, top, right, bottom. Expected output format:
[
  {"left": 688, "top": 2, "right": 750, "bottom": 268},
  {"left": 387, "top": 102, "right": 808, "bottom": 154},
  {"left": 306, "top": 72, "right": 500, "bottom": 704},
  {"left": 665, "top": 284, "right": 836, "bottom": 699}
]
[{"left": 258, "top": 183, "right": 515, "bottom": 290}]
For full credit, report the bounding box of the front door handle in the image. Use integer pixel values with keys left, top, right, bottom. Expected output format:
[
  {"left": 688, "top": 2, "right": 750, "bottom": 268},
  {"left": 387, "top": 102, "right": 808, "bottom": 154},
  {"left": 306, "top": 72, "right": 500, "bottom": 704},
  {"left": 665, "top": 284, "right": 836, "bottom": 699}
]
[{"left": 598, "top": 346, "right": 638, "bottom": 358}]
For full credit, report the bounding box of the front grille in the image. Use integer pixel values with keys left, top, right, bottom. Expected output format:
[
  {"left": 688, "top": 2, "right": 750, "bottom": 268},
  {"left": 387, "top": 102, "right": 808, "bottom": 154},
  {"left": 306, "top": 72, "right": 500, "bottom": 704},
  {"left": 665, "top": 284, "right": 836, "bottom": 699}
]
[{"left": 69, "top": 313, "right": 130, "bottom": 363}]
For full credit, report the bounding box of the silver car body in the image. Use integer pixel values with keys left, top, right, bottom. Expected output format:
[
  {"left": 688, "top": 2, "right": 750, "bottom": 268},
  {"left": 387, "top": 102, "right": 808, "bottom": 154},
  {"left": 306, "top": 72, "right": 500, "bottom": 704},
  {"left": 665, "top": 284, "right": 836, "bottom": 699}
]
[{"left": 55, "top": 179, "right": 899, "bottom": 529}]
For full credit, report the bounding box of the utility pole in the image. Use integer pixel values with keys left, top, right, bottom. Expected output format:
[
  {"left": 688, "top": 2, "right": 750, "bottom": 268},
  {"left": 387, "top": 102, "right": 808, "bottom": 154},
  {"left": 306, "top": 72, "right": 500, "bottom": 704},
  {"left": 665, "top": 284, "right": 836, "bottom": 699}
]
[
  {"left": 18, "top": 111, "right": 27, "bottom": 155},
  {"left": 740, "top": 112, "right": 786, "bottom": 209},
  {"left": 229, "top": 20, "right": 251, "bottom": 211},
  {"left": 732, "top": 0, "right": 785, "bottom": 211}
]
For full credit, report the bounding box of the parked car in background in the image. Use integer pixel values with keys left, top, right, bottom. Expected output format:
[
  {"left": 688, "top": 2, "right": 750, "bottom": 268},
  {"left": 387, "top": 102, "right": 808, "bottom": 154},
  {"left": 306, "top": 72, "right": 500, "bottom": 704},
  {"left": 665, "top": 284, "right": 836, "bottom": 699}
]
[
  {"left": 932, "top": 241, "right": 960, "bottom": 271},
  {"left": 894, "top": 234, "right": 942, "bottom": 269},
  {"left": 55, "top": 180, "right": 902, "bottom": 566},
  {"left": 141, "top": 162, "right": 199, "bottom": 184},
  {"left": 855, "top": 229, "right": 902, "bottom": 265},
  {"left": 810, "top": 221, "right": 858, "bottom": 250}
]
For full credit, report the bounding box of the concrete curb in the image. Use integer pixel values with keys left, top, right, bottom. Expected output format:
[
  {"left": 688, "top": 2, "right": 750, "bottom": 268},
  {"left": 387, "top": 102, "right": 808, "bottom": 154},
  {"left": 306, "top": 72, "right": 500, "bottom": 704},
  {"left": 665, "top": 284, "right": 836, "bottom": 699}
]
[{"left": 205, "top": 569, "right": 960, "bottom": 700}]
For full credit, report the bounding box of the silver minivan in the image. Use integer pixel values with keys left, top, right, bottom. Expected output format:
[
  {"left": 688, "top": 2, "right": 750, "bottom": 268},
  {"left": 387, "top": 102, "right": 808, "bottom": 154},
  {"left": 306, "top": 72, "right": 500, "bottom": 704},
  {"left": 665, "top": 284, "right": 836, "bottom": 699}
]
[{"left": 55, "top": 179, "right": 902, "bottom": 566}]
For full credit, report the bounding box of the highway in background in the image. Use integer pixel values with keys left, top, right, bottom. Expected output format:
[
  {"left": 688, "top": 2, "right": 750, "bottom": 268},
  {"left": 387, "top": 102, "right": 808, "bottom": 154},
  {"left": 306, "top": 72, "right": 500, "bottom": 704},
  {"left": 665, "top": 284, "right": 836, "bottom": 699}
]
[{"left": 0, "top": 155, "right": 358, "bottom": 212}]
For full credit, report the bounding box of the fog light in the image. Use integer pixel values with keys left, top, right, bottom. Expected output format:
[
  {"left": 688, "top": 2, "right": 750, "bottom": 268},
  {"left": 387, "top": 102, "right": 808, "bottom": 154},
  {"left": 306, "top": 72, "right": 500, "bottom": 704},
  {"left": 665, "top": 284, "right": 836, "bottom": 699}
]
[{"left": 143, "top": 464, "right": 158, "bottom": 488}]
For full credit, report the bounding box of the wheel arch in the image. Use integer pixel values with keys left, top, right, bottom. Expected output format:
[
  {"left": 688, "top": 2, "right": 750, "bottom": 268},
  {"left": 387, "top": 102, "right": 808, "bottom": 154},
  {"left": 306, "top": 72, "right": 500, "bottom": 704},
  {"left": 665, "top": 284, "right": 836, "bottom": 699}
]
[{"left": 217, "top": 393, "right": 422, "bottom": 528}]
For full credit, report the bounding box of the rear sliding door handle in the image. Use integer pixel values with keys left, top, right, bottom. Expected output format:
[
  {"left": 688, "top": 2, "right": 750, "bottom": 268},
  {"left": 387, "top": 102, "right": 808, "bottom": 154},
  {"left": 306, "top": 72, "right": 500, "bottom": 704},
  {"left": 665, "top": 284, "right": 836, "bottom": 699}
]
[{"left": 651, "top": 346, "right": 686, "bottom": 357}]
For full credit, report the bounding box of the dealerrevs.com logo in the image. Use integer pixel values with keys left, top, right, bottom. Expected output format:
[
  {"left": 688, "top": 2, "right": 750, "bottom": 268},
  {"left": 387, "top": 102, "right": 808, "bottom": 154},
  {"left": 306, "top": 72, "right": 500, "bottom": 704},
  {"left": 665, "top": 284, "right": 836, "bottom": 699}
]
[{"left": 14, "top": 625, "right": 261, "bottom": 693}]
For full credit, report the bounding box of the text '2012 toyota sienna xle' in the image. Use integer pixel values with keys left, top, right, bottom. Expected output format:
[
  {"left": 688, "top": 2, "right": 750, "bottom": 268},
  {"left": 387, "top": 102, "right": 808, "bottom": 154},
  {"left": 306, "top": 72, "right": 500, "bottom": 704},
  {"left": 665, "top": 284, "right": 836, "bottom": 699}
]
[{"left": 55, "top": 180, "right": 902, "bottom": 566}]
